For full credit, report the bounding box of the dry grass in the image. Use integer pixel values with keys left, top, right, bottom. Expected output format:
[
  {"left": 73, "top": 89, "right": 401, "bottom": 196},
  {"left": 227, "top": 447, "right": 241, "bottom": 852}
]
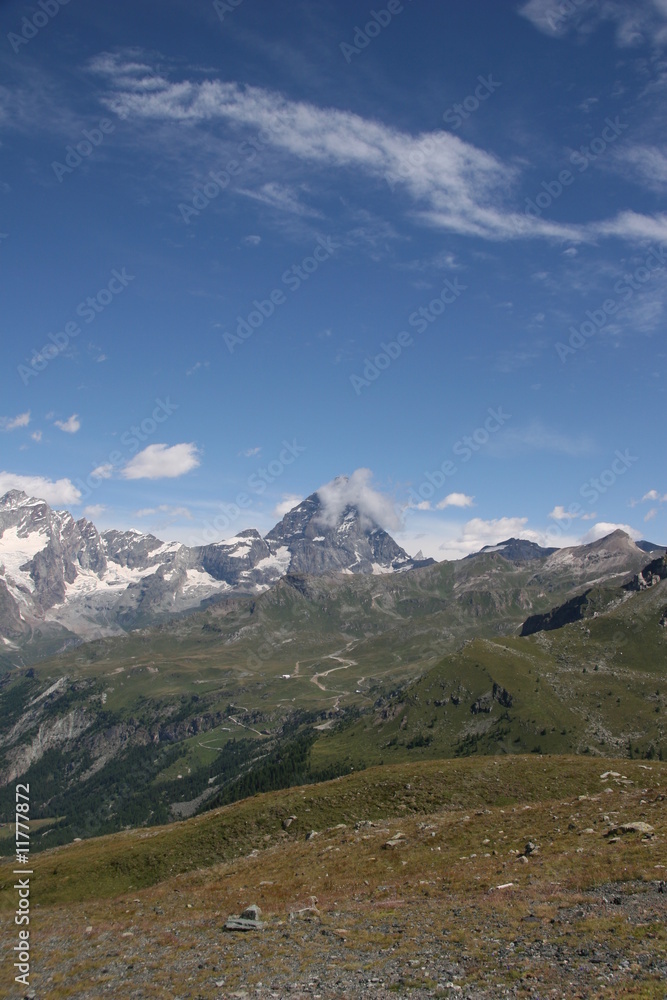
[{"left": 0, "top": 756, "right": 665, "bottom": 997}]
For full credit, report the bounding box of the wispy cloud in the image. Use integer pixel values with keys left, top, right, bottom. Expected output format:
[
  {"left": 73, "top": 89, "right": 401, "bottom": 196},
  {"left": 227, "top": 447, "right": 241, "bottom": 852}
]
[
  {"left": 519, "top": 0, "right": 667, "bottom": 48},
  {"left": 0, "top": 411, "right": 30, "bottom": 431},
  {"left": 615, "top": 144, "right": 667, "bottom": 192},
  {"left": 238, "top": 182, "right": 322, "bottom": 217},
  {"left": 121, "top": 443, "right": 201, "bottom": 479},
  {"left": 91, "top": 463, "right": 114, "bottom": 480},
  {"left": 135, "top": 504, "right": 192, "bottom": 519},
  {"left": 489, "top": 422, "right": 594, "bottom": 457},
  {"left": 83, "top": 504, "right": 107, "bottom": 518},
  {"left": 90, "top": 56, "right": 667, "bottom": 247}
]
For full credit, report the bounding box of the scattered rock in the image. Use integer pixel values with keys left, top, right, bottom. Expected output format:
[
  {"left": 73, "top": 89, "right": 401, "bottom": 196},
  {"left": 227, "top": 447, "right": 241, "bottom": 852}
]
[
  {"left": 606, "top": 822, "right": 654, "bottom": 837},
  {"left": 282, "top": 816, "right": 297, "bottom": 830},
  {"left": 305, "top": 830, "right": 319, "bottom": 841},
  {"left": 289, "top": 906, "right": 320, "bottom": 922},
  {"left": 384, "top": 832, "right": 407, "bottom": 849},
  {"left": 224, "top": 904, "right": 265, "bottom": 931},
  {"left": 524, "top": 841, "right": 539, "bottom": 855}
]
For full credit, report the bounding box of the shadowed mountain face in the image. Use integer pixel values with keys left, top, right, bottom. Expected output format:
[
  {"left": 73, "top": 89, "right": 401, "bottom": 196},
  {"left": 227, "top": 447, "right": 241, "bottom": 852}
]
[{"left": 0, "top": 488, "right": 430, "bottom": 656}]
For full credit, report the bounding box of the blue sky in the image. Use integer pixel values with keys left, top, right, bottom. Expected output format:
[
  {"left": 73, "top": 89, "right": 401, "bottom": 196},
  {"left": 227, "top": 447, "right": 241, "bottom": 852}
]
[{"left": 0, "top": 0, "right": 665, "bottom": 558}]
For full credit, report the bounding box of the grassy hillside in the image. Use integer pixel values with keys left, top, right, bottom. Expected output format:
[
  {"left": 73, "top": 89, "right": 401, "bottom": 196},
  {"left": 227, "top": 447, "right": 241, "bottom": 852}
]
[
  {"left": 0, "top": 755, "right": 664, "bottom": 998},
  {"left": 0, "top": 549, "right": 662, "bottom": 846},
  {"left": 312, "top": 576, "right": 667, "bottom": 770}
]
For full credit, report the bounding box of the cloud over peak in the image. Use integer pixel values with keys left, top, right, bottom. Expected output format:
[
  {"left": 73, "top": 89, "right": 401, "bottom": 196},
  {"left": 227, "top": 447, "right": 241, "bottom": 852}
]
[{"left": 316, "top": 469, "right": 401, "bottom": 531}]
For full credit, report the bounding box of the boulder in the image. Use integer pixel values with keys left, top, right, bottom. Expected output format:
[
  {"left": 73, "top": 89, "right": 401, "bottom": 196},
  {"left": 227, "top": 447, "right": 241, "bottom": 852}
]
[{"left": 224, "top": 904, "right": 264, "bottom": 931}]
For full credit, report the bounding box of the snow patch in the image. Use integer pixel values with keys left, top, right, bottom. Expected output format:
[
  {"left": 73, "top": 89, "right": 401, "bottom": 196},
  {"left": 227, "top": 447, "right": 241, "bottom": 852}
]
[{"left": 0, "top": 525, "right": 49, "bottom": 593}]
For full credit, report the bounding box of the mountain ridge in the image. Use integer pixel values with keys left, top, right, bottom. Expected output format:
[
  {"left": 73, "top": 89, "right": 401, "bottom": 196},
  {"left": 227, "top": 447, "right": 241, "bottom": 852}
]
[{"left": 0, "top": 487, "right": 430, "bottom": 659}]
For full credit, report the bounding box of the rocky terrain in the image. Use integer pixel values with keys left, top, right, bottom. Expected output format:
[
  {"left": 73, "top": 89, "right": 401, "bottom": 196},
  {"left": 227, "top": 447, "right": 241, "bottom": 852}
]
[{"left": 0, "top": 756, "right": 664, "bottom": 998}]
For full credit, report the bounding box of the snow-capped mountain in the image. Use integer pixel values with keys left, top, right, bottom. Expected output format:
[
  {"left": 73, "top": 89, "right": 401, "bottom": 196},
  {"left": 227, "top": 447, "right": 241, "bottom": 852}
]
[
  {"left": 0, "top": 487, "right": 429, "bottom": 655},
  {"left": 265, "top": 490, "right": 430, "bottom": 576}
]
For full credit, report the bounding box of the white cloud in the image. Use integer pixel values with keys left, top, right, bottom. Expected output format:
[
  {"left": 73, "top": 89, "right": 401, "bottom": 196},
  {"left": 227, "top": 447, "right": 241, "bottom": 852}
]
[
  {"left": 0, "top": 411, "right": 30, "bottom": 431},
  {"left": 94, "top": 68, "right": 583, "bottom": 243},
  {"left": 238, "top": 182, "right": 322, "bottom": 218},
  {"left": 580, "top": 511, "right": 597, "bottom": 520},
  {"left": 93, "top": 60, "right": 667, "bottom": 248},
  {"left": 135, "top": 504, "right": 192, "bottom": 519},
  {"left": 121, "top": 443, "right": 201, "bottom": 480},
  {"left": 436, "top": 492, "right": 475, "bottom": 509},
  {"left": 408, "top": 499, "right": 433, "bottom": 511},
  {"left": 580, "top": 521, "right": 642, "bottom": 542},
  {"left": 240, "top": 446, "right": 262, "bottom": 458},
  {"left": 0, "top": 472, "right": 81, "bottom": 506},
  {"left": 519, "top": 0, "right": 667, "bottom": 48},
  {"left": 83, "top": 504, "right": 107, "bottom": 518},
  {"left": 31, "top": 430, "right": 42, "bottom": 443},
  {"left": 548, "top": 505, "right": 570, "bottom": 521},
  {"left": 397, "top": 514, "right": 568, "bottom": 562},
  {"left": 641, "top": 488, "right": 667, "bottom": 502},
  {"left": 91, "top": 463, "right": 114, "bottom": 480},
  {"left": 272, "top": 494, "right": 304, "bottom": 518},
  {"left": 242, "top": 234, "right": 262, "bottom": 246},
  {"left": 54, "top": 414, "right": 81, "bottom": 434},
  {"left": 615, "top": 145, "right": 667, "bottom": 193},
  {"left": 186, "top": 360, "right": 210, "bottom": 376},
  {"left": 644, "top": 508, "right": 658, "bottom": 522},
  {"left": 448, "top": 516, "right": 542, "bottom": 553},
  {"left": 316, "top": 469, "right": 401, "bottom": 531}
]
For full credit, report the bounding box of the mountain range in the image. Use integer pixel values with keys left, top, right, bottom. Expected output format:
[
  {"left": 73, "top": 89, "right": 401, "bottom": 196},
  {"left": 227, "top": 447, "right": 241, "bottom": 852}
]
[{"left": 0, "top": 486, "right": 432, "bottom": 663}]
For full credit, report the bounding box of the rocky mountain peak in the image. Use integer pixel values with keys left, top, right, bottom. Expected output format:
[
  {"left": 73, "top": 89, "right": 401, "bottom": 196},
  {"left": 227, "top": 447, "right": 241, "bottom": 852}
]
[{"left": 265, "top": 489, "right": 426, "bottom": 575}]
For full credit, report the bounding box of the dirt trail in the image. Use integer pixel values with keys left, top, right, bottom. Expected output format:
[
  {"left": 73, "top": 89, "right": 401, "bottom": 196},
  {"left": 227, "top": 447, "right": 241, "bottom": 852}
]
[
  {"left": 371, "top": 592, "right": 403, "bottom": 619},
  {"left": 310, "top": 652, "right": 357, "bottom": 691}
]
